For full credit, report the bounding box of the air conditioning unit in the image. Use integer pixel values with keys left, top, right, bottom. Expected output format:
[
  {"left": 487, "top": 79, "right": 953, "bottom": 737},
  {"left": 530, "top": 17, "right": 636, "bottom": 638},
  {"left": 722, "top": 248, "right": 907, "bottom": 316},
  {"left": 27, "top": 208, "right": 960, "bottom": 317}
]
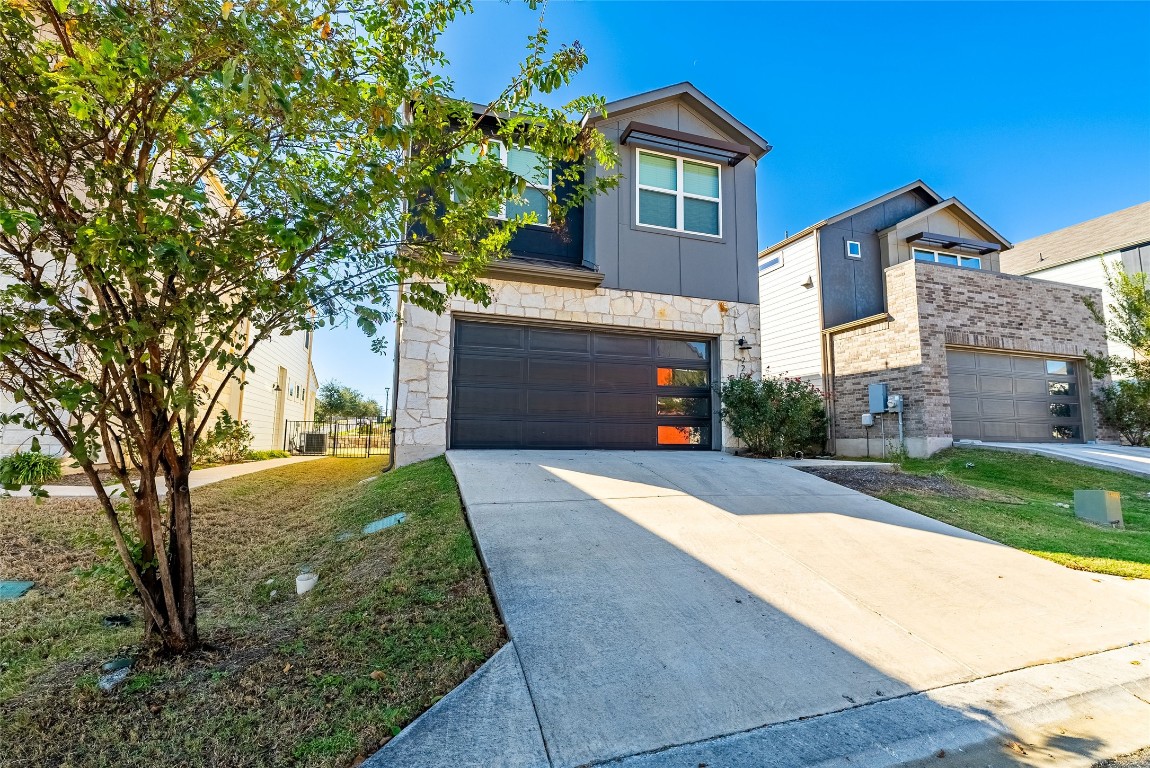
[{"left": 303, "top": 433, "right": 328, "bottom": 454}]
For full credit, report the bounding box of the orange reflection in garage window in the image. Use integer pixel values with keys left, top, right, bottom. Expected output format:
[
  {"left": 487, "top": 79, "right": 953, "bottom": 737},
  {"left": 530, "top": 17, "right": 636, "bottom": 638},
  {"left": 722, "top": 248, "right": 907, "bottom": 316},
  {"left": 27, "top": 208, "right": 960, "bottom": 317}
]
[
  {"left": 657, "top": 368, "right": 672, "bottom": 386},
  {"left": 658, "top": 425, "right": 702, "bottom": 445}
]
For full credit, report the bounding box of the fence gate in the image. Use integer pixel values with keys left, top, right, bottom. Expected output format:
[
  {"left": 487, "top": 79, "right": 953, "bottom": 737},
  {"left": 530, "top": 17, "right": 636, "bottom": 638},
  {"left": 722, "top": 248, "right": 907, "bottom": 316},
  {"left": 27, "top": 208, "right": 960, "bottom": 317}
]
[{"left": 284, "top": 419, "right": 391, "bottom": 458}]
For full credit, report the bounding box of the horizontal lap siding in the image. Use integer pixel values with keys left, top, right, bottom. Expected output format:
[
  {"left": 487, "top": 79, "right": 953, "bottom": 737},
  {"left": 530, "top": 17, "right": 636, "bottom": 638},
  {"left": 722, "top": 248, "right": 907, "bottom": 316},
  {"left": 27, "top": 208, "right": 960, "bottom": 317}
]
[{"left": 758, "top": 233, "right": 823, "bottom": 388}]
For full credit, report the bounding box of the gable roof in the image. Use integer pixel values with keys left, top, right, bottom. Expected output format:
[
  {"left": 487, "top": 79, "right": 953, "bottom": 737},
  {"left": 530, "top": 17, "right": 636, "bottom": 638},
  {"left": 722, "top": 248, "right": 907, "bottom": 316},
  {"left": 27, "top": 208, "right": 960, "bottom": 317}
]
[
  {"left": 875, "top": 197, "right": 1012, "bottom": 250},
  {"left": 999, "top": 201, "right": 1150, "bottom": 275},
  {"left": 584, "top": 82, "right": 771, "bottom": 159},
  {"left": 759, "top": 180, "right": 943, "bottom": 258}
]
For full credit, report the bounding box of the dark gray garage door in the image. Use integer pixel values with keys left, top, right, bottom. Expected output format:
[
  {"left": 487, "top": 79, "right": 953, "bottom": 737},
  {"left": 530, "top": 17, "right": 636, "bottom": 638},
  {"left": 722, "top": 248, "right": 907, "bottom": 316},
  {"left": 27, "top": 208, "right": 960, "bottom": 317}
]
[
  {"left": 947, "top": 350, "right": 1084, "bottom": 443},
  {"left": 450, "top": 319, "right": 713, "bottom": 450}
]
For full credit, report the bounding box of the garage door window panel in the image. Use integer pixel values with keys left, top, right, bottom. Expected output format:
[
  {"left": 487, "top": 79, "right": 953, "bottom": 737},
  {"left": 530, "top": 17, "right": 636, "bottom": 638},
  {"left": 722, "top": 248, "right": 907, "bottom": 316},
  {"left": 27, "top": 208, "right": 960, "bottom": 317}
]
[
  {"left": 657, "top": 339, "right": 709, "bottom": 362},
  {"left": 658, "top": 368, "right": 708, "bottom": 387},
  {"left": 657, "top": 396, "right": 709, "bottom": 417},
  {"left": 657, "top": 425, "right": 709, "bottom": 446}
]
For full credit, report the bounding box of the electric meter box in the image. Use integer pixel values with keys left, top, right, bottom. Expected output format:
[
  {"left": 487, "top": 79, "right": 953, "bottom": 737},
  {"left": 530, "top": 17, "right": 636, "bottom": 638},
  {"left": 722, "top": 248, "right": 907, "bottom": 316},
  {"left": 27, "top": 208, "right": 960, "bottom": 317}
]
[
  {"left": 868, "top": 383, "right": 888, "bottom": 415},
  {"left": 1073, "top": 490, "right": 1123, "bottom": 528}
]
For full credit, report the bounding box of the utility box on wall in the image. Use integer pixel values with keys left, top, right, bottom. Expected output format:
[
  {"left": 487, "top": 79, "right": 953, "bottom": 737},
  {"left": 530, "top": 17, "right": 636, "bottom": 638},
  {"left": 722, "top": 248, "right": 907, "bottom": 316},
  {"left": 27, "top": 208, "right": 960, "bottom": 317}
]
[
  {"left": 1073, "top": 490, "right": 1123, "bottom": 529},
  {"left": 868, "top": 383, "right": 888, "bottom": 415}
]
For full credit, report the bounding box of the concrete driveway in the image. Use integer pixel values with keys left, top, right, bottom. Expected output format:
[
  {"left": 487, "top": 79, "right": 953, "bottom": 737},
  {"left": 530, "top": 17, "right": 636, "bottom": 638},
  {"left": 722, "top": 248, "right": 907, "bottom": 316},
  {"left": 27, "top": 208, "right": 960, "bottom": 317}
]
[
  {"left": 975, "top": 442, "right": 1150, "bottom": 477},
  {"left": 373, "top": 450, "right": 1150, "bottom": 768}
]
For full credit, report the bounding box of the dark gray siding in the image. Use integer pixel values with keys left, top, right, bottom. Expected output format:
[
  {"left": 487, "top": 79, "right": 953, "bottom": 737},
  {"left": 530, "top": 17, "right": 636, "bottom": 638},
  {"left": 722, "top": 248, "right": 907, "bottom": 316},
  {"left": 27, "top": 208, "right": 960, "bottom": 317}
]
[
  {"left": 819, "top": 190, "right": 935, "bottom": 328},
  {"left": 585, "top": 102, "right": 759, "bottom": 305}
]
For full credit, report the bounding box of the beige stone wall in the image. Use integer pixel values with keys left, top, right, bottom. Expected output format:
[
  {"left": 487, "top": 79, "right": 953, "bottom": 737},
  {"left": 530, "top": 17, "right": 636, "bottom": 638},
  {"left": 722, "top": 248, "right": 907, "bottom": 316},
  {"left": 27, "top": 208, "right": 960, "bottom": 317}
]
[
  {"left": 830, "top": 261, "right": 1111, "bottom": 457},
  {"left": 394, "top": 279, "right": 761, "bottom": 465}
]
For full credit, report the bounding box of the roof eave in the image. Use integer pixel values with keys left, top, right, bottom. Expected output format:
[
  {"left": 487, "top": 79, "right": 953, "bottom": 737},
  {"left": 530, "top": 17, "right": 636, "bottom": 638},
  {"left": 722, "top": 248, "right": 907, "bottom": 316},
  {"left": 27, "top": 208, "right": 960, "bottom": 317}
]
[{"left": 583, "top": 82, "right": 771, "bottom": 159}]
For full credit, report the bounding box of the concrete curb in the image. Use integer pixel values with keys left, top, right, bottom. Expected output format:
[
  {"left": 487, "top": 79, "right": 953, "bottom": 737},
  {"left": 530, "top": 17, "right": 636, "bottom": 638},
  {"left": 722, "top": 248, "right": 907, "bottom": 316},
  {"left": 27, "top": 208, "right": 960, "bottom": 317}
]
[
  {"left": 599, "top": 644, "right": 1150, "bottom": 768},
  {"left": 361, "top": 644, "right": 549, "bottom": 768}
]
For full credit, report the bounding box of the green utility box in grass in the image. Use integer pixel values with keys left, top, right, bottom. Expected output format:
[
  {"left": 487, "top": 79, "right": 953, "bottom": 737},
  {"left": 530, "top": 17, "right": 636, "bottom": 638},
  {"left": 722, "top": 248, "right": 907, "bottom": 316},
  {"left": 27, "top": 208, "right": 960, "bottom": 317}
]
[{"left": 1073, "top": 490, "right": 1124, "bottom": 529}]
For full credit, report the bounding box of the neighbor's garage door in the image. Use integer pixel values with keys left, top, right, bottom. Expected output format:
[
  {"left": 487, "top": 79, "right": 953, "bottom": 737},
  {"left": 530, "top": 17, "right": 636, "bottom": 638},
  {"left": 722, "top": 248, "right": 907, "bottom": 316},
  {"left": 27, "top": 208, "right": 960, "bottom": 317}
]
[
  {"left": 450, "top": 319, "right": 713, "bottom": 450},
  {"left": 947, "top": 350, "right": 1084, "bottom": 443}
]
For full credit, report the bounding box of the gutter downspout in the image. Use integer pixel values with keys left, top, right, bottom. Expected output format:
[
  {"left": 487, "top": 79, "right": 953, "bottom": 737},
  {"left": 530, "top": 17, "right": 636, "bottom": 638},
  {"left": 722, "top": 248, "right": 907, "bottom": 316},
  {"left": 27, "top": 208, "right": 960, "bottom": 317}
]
[{"left": 383, "top": 280, "right": 403, "bottom": 474}]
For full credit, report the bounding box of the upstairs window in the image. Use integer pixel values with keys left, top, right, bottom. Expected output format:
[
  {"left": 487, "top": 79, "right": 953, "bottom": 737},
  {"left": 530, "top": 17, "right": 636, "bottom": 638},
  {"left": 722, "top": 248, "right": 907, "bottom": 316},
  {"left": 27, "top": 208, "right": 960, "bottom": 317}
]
[
  {"left": 913, "top": 248, "right": 981, "bottom": 269},
  {"left": 455, "top": 140, "right": 552, "bottom": 225},
  {"left": 636, "top": 149, "right": 721, "bottom": 236}
]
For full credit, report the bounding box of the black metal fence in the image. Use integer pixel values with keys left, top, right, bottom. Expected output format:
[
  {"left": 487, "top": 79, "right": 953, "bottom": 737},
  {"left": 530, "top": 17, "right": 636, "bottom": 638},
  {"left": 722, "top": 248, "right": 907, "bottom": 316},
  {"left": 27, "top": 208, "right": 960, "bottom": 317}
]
[{"left": 284, "top": 419, "right": 391, "bottom": 458}]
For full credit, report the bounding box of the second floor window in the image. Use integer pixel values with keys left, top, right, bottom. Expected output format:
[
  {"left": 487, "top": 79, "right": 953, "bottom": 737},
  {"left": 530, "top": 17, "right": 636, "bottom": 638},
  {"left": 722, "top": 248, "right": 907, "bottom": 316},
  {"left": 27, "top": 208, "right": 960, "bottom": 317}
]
[
  {"left": 456, "top": 140, "right": 552, "bottom": 225},
  {"left": 913, "top": 248, "right": 982, "bottom": 269},
  {"left": 636, "top": 149, "right": 721, "bottom": 237}
]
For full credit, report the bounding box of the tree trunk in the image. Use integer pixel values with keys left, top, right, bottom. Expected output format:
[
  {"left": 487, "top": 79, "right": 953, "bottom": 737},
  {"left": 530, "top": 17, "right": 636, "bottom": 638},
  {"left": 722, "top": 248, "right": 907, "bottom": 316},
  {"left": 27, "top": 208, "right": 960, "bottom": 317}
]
[
  {"left": 124, "top": 456, "right": 198, "bottom": 653},
  {"left": 165, "top": 467, "right": 198, "bottom": 651}
]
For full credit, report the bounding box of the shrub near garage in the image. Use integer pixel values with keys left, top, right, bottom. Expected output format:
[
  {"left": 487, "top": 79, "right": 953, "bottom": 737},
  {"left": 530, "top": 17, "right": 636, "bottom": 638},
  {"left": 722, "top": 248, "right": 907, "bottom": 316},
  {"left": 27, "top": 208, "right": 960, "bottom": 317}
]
[{"left": 720, "top": 373, "right": 827, "bottom": 457}]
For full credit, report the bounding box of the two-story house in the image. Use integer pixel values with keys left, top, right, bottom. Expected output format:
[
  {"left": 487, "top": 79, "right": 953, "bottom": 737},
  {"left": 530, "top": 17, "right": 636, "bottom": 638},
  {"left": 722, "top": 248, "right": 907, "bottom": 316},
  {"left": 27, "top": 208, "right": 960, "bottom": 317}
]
[
  {"left": 392, "top": 83, "right": 770, "bottom": 465},
  {"left": 1000, "top": 201, "right": 1150, "bottom": 367},
  {"left": 758, "top": 181, "right": 1112, "bottom": 457}
]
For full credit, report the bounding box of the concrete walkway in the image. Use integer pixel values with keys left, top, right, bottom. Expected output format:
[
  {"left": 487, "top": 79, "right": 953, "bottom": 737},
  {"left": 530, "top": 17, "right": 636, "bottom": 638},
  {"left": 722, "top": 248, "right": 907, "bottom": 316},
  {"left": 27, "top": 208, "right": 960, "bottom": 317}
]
[
  {"left": 3, "top": 455, "right": 324, "bottom": 497},
  {"left": 369, "top": 450, "right": 1150, "bottom": 768},
  {"left": 972, "top": 442, "right": 1150, "bottom": 478}
]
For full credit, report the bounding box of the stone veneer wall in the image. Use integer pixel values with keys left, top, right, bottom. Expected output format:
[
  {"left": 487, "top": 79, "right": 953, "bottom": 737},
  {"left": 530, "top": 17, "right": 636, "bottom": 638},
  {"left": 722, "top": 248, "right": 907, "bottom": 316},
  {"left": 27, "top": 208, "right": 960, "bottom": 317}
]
[
  {"left": 830, "top": 260, "right": 1112, "bottom": 457},
  {"left": 394, "top": 279, "right": 761, "bottom": 466}
]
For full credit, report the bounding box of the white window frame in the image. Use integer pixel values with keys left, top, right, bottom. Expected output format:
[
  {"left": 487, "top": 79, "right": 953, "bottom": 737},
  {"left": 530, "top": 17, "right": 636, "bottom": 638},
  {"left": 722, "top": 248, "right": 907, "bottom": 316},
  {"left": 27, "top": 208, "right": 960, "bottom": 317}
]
[
  {"left": 846, "top": 240, "right": 862, "bottom": 259},
  {"left": 912, "top": 247, "right": 982, "bottom": 269},
  {"left": 635, "top": 148, "right": 722, "bottom": 238},
  {"left": 758, "top": 252, "right": 783, "bottom": 274},
  {"left": 455, "top": 139, "right": 553, "bottom": 226}
]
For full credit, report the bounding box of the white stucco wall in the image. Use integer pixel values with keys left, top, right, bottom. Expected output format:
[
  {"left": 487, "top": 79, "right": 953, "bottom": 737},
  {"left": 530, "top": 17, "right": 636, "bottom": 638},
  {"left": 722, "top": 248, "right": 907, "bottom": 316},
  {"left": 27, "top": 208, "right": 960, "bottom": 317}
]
[{"left": 394, "top": 279, "right": 761, "bottom": 467}]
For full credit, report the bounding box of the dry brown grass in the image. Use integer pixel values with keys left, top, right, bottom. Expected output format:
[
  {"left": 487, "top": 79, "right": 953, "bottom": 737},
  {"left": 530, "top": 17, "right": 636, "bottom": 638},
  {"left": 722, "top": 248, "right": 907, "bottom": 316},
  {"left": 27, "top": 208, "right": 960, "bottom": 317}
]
[{"left": 0, "top": 456, "right": 504, "bottom": 767}]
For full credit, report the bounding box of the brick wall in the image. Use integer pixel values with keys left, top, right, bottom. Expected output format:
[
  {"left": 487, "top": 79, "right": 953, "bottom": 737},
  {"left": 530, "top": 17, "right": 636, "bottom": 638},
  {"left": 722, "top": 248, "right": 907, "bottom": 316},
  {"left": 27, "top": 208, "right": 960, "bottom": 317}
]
[{"left": 830, "top": 260, "right": 1111, "bottom": 456}]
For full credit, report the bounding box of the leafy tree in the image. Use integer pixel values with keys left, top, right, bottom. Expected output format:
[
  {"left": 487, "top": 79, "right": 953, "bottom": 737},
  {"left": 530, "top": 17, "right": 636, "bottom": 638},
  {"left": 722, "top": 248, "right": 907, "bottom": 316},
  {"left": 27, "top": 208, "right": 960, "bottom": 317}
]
[
  {"left": 1085, "top": 264, "right": 1150, "bottom": 445},
  {"left": 0, "top": 0, "right": 615, "bottom": 652},
  {"left": 314, "top": 380, "right": 382, "bottom": 421}
]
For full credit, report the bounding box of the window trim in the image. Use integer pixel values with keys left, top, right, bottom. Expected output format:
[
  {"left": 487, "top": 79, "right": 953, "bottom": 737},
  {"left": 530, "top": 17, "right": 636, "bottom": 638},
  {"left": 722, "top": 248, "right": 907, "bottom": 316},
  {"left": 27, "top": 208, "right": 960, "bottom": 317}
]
[
  {"left": 912, "top": 247, "right": 981, "bottom": 269},
  {"left": 635, "top": 148, "right": 722, "bottom": 238},
  {"left": 758, "top": 253, "right": 783, "bottom": 274},
  {"left": 846, "top": 240, "right": 862, "bottom": 259},
  {"left": 456, "top": 139, "right": 553, "bottom": 226}
]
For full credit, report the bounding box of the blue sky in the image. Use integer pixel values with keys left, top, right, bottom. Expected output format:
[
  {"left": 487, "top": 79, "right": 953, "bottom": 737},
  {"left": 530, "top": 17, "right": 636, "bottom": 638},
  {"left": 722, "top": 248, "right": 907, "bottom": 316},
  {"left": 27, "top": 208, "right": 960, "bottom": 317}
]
[{"left": 312, "top": 0, "right": 1150, "bottom": 404}]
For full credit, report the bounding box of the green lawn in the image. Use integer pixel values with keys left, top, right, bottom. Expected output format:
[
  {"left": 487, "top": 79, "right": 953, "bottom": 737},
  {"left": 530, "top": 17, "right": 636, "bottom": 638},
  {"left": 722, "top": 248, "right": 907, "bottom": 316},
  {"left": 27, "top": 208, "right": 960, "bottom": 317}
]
[
  {"left": 0, "top": 456, "right": 503, "bottom": 767},
  {"left": 886, "top": 448, "right": 1150, "bottom": 579}
]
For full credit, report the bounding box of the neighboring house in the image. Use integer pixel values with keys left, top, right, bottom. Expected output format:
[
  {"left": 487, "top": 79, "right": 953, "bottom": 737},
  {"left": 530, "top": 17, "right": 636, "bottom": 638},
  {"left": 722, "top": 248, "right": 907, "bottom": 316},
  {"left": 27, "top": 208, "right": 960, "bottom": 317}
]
[
  {"left": 393, "top": 83, "right": 770, "bottom": 465},
  {"left": 205, "top": 325, "right": 319, "bottom": 452},
  {"left": 758, "top": 181, "right": 1112, "bottom": 457},
  {"left": 0, "top": 324, "right": 318, "bottom": 457},
  {"left": 999, "top": 201, "right": 1150, "bottom": 365}
]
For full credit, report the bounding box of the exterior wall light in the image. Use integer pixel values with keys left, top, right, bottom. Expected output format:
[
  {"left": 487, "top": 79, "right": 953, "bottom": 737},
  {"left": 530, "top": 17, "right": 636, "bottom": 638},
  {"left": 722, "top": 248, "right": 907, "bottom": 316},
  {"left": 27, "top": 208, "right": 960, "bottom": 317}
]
[{"left": 737, "top": 337, "right": 753, "bottom": 351}]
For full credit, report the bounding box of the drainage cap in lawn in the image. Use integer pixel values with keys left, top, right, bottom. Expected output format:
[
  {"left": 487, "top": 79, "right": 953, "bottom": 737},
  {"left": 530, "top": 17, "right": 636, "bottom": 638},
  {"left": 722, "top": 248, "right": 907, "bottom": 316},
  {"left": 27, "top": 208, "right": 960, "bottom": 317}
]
[
  {"left": 0, "top": 581, "right": 34, "bottom": 600},
  {"left": 363, "top": 513, "right": 405, "bottom": 534}
]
